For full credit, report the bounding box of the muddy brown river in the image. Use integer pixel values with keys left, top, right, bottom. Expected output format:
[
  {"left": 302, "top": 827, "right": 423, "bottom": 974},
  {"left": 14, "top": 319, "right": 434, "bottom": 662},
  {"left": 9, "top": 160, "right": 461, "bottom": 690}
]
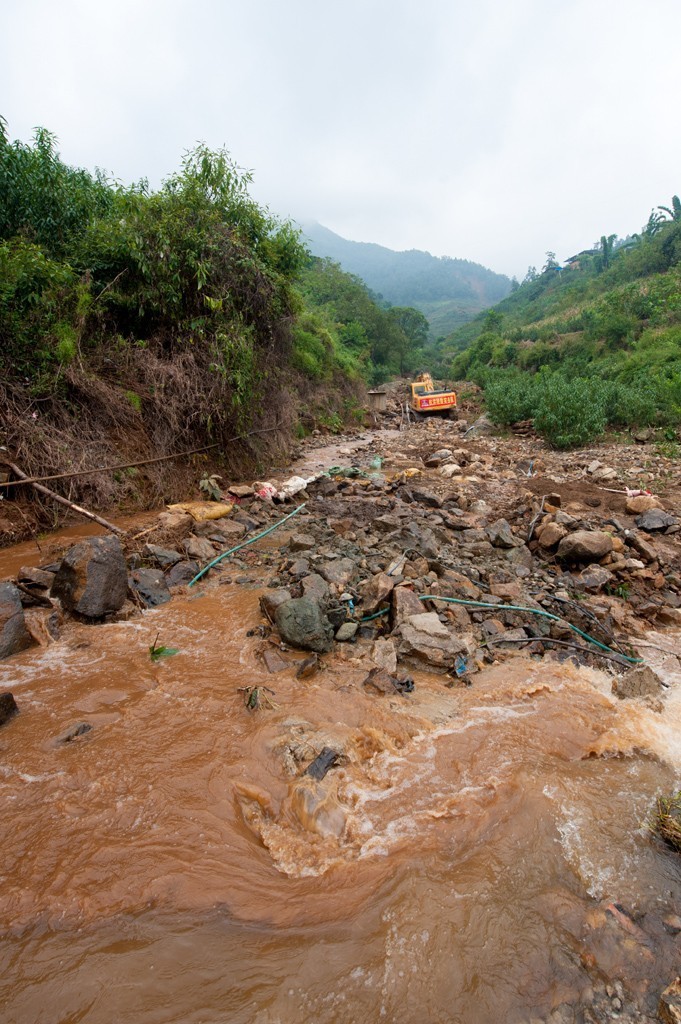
[{"left": 1, "top": 470, "right": 680, "bottom": 1021}]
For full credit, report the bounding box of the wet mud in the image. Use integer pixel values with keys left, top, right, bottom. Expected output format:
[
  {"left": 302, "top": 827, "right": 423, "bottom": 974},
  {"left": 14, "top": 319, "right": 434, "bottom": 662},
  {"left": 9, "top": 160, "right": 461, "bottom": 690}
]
[{"left": 1, "top": 430, "right": 680, "bottom": 1023}]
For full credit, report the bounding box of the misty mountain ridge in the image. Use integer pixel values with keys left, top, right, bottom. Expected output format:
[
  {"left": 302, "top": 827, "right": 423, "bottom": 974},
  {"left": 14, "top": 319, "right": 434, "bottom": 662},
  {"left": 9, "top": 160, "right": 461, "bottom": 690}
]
[{"left": 301, "top": 221, "right": 512, "bottom": 336}]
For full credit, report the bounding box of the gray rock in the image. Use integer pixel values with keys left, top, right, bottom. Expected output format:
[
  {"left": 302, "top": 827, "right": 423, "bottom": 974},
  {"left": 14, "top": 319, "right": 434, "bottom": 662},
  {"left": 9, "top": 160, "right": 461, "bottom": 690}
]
[
  {"left": 143, "top": 544, "right": 182, "bottom": 568},
  {"left": 425, "top": 448, "right": 452, "bottom": 467},
  {"left": 537, "top": 522, "right": 568, "bottom": 549},
  {"left": 17, "top": 566, "right": 56, "bottom": 589},
  {"left": 628, "top": 532, "right": 657, "bottom": 562},
  {"left": 373, "top": 514, "right": 402, "bottom": 534},
  {"left": 51, "top": 537, "right": 128, "bottom": 619},
  {"left": 577, "top": 564, "right": 613, "bottom": 592},
  {"left": 636, "top": 508, "right": 677, "bottom": 532},
  {"left": 390, "top": 585, "right": 424, "bottom": 628},
  {"left": 301, "top": 573, "right": 331, "bottom": 604},
  {"left": 319, "top": 558, "right": 357, "bottom": 587},
  {"left": 396, "top": 612, "right": 468, "bottom": 671},
  {"left": 290, "top": 533, "right": 316, "bottom": 552},
  {"left": 55, "top": 722, "right": 92, "bottom": 744},
  {"left": 228, "top": 484, "right": 254, "bottom": 498},
  {"left": 612, "top": 665, "right": 664, "bottom": 700},
  {"left": 633, "top": 427, "right": 655, "bottom": 443},
  {"left": 362, "top": 667, "right": 414, "bottom": 695},
  {"left": 0, "top": 692, "right": 19, "bottom": 726},
  {"left": 166, "top": 560, "right": 200, "bottom": 586},
  {"left": 275, "top": 596, "right": 334, "bottom": 653},
  {"left": 403, "top": 522, "right": 439, "bottom": 559},
  {"left": 487, "top": 519, "right": 520, "bottom": 549},
  {"left": 506, "top": 544, "right": 534, "bottom": 570},
  {"left": 359, "top": 572, "right": 395, "bottom": 614},
  {"left": 129, "top": 568, "right": 172, "bottom": 607},
  {"left": 183, "top": 536, "right": 216, "bottom": 561},
  {"left": 372, "top": 637, "right": 398, "bottom": 673},
  {"left": 194, "top": 518, "right": 247, "bottom": 542},
  {"left": 232, "top": 510, "right": 261, "bottom": 532},
  {"left": 466, "top": 413, "right": 495, "bottom": 437},
  {"left": 412, "top": 488, "right": 443, "bottom": 509},
  {"left": 0, "top": 582, "right": 34, "bottom": 659},
  {"left": 260, "top": 588, "right": 292, "bottom": 619},
  {"left": 556, "top": 530, "right": 614, "bottom": 564},
  {"left": 335, "top": 621, "right": 358, "bottom": 641},
  {"left": 288, "top": 558, "right": 310, "bottom": 577}
]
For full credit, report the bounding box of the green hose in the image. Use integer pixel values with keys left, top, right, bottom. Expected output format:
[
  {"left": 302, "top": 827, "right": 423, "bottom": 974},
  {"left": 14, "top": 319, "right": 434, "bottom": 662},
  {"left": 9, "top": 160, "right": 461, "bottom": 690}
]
[
  {"left": 360, "top": 594, "right": 642, "bottom": 664},
  {"left": 188, "top": 502, "right": 307, "bottom": 587},
  {"left": 418, "top": 595, "right": 643, "bottom": 664}
]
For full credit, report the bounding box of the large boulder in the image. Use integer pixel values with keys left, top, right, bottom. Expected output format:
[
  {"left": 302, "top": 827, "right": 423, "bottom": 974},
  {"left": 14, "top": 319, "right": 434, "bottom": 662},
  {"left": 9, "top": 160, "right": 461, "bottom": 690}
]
[
  {"left": 556, "top": 530, "right": 614, "bottom": 564},
  {"left": 275, "top": 597, "right": 334, "bottom": 653},
  {"left": 0, "top": 582, "right": 36, "bottom": 659},
  {"left": 51, "top": 536, "right": 127, "bottom": 618},
  {"left": 395, "top": 612, "right": 468, "bottom": 672}
]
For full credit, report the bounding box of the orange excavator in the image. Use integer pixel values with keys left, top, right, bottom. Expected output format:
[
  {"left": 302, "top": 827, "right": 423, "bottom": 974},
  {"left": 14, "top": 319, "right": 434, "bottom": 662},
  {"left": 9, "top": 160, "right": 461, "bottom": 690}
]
[{"left": 409, "top": 373, "right": 457, "bottom": 419}]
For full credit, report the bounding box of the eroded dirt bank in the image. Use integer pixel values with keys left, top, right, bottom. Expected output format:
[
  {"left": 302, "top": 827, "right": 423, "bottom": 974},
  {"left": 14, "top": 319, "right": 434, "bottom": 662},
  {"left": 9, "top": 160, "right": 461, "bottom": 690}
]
[{"left": 1, "top": 415, "right": 681, "bottom": 1024}]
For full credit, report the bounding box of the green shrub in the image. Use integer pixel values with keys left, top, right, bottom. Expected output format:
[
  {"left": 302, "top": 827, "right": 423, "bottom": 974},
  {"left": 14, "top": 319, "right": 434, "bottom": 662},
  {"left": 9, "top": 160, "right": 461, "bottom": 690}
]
[
  {"left": 534, "top": 374, "right": 607, "bottom": 448},
  {"left": 291, "top": 326, "right": 329, "bottom": 379},
  {"left": 124, "top": 390, "right": 142, "bottom": 413},
  {"left": 484, "top": 373, "right": 538, "bottom": 425},
  {"left": 600, "top": 381, "right": 657, "bottom": 427}
]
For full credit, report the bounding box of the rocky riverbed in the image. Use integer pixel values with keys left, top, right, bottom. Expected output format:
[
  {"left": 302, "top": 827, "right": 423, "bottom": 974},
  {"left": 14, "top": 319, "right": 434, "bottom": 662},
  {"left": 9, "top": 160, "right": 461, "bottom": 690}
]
[{"left": 1, "top": 411, "right": 681, "bottom": 1024}]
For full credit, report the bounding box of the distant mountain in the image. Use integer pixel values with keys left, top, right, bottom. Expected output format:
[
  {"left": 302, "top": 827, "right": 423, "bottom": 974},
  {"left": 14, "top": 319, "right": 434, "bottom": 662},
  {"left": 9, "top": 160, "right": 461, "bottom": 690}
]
[{"left": 301, "top": 222, "right": 512, "bottom": 337}]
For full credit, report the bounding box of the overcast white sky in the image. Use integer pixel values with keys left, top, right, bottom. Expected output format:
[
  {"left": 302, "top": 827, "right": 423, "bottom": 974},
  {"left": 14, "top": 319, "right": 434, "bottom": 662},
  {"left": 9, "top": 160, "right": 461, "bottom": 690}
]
[{"left": 2, "top": 0, "right": 680, "bottom": 278}]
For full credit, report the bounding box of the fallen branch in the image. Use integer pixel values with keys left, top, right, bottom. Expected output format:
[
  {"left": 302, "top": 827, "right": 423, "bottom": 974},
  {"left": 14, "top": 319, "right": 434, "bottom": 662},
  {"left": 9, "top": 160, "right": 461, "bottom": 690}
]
[
  {"left": 0, "top": 425, "right": 282, "bottom": 490},
  {"left": 2, "top": 461, "right": 124, "bottom": 535},
  {"left": 484, "top": 634, "right": 639, "bottom": 668}
]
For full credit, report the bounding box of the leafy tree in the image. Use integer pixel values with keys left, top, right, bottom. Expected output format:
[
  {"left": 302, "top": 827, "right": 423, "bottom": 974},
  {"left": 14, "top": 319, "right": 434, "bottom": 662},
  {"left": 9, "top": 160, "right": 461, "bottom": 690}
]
[
  {"left": 658, "top": 195, "right": 681, "bottom": 222},
  {"left": 596, "top": 234, "right": 617, "bottom": 273},
  {"left": 542, "top": 251, "right": 559, "bottom": 273},
  {"left": 386, "top": 306, "right": 429, "bottom": 373}
]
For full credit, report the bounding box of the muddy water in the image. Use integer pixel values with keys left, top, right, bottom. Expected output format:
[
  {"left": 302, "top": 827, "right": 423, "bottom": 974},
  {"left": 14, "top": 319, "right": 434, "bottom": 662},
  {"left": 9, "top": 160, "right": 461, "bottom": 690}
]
[{"left": 1, "top": 568, "right": 681, "bottom": 1020}]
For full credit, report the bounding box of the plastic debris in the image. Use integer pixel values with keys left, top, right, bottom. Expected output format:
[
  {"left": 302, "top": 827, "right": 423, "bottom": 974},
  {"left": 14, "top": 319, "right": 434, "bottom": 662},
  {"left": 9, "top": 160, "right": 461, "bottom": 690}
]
[
  {"left": 328, "top": 466, "right": 366, "bottom": 478},
  {"left": 253, "top": 481, "right": 278, "bottom": 501},
  {"left": 167, "top": 501, "right": 234, "bottom": 521},
  {"left": 279, "top": 475, "right": 312, "bottom": 498}
]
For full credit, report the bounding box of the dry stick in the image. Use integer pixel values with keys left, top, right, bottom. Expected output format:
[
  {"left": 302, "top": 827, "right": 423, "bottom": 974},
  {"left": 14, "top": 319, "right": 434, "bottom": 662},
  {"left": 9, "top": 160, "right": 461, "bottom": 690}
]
[
  {"left": 484, "top": 635, "right": 636, "bottom": 668},
  {"left": 0, "top": 425, "right": 282, "bottom": 490},
  {"left": 2, "top": 461, "right": 124, "bottom": 535}
]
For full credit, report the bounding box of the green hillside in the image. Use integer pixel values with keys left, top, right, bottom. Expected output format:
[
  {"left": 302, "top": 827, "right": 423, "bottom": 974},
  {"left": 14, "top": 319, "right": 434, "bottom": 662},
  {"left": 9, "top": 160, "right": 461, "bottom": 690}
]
[
  {"left": 438, "top": 210, "right": 681, "bottom": 447},
  {"left": 0, "top": 120, "right": 428, "bottom": 514},
  {"left": 302, "top": 221, "right": 511, "bottom": 337}
]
